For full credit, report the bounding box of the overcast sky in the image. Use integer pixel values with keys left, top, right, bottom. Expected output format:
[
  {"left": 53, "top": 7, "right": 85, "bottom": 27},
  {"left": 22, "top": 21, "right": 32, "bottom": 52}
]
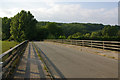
[{"left": 0, "top": 0, "right": 119, "bottom": 25}]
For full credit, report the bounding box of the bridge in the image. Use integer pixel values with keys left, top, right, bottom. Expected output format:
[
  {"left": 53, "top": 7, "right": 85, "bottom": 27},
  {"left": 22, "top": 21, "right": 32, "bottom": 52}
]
[{"left": 0, "top": 40, "right": 119, "bottom": 80}]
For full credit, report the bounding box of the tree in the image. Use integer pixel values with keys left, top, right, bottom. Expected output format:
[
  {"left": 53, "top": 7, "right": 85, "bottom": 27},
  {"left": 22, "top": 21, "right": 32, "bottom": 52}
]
[
  {"left": 47, "top": 34, "right": 56, "bottom": 39},
  {"left": 23, "top": 11, "right": 38, "bottom": 40},
  {"left": 2, "top": 17, "right": 11, "bottom": 40},
  {"left": 84, "top": 33, "right": 90, "bottom": 39},
  {"left": 71, "top": 32, "right": 82, "bottom": 38},
  {"left": 0, "top": 18, "right": 2, "bottom": 40},
  {"left": 10, "top": 10, "right": 37, "bottom": 42},
  {"left": 90, "top": 31, "right": 101, "bottom": 39},
  {"left": 117, "top": 30, "right": 120, "bottom": 37},
  {"left": 59, "top": 35, "right": 66, "bottom": 39},
  {"left": 102, "top": 26, "right": 118, "bottom": 37},
  {"left": 61, "top": 23, "right": 104, "bottom": 37},
  {"left": 46, "top": 22, "right": 62, "bottom": 38},
  {"left": 35, "top": 26, "right": 49, "bottom": 40},
  {"left": 67, "top": 35, "right": 72, "bottom": 39}
]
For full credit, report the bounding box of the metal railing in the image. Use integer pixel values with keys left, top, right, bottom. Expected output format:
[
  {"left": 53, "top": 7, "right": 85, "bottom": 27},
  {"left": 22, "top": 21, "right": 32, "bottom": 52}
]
[
  {"left": 0, "top": 40, "right": 28, "bottom": 78},
  {"left": 45, "top": 39, "right": 120, "bottom": 51}
]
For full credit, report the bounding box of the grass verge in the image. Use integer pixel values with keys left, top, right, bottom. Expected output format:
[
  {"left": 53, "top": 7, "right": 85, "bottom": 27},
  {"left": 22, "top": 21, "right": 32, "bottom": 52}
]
[{"left": 2, "top": 41, "right": 19, "bottom": 53}]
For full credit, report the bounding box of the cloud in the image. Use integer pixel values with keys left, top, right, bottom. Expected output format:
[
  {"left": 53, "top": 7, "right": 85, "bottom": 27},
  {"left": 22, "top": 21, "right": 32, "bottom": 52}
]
[
  {"left": 1, "top": 0, "right": 119, "bottom": 2},
  {"left": 0, "top": 3, "right": 118, "bottom": 25},
  {"left": 31, "top": 4, "right": 118, "bottom": 25}
]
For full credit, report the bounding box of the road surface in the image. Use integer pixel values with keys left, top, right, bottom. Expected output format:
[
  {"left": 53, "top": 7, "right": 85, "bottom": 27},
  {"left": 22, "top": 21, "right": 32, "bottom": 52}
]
[{"left": 34, "top": 41, "right": 118, "bottom": 78}]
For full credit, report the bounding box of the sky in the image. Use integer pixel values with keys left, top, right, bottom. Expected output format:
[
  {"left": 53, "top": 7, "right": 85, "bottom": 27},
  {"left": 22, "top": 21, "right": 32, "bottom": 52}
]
[{"left": 0, "top": 0, "right": 119, "bottom": 25}]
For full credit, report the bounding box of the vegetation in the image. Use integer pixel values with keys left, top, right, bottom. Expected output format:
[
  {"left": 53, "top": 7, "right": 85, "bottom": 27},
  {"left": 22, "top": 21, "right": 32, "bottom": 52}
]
[
  {"left": 2, "top": 17, "right": 11, "bottom": 40},
  {"left": 2, "top": 10, "right": 120, "bottom": 42},
  {"left": 2, "top": 41, "right": 19, "bottom": 53},
  {"left": 68, "top": 25, "right": 120, "bottom": 41},
  {"left": 0, "top": 18, "right": 2, "bottom": 40},
  {"left": 10, "top": 10, "right": 37, "bottom": 42},
  {"left": 32, "top": 22, "right": 120, "bottom": 41}
]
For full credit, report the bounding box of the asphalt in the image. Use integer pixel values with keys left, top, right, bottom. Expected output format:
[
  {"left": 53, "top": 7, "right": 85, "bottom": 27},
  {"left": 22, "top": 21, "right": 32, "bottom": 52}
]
[{"left": 34, "top": 41, "right": 118, "bottom": 78}]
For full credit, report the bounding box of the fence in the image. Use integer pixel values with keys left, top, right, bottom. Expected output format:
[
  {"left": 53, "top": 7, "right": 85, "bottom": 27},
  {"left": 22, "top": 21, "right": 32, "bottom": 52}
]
[
  {"left": 0, "top": 40, "right": 28, "bottom": 78},
  {"left": 45, "top": 39, "right": 120, "bottom": 51}
]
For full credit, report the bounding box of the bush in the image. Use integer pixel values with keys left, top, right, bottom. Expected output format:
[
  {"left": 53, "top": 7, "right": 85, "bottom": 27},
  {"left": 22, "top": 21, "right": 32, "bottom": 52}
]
[
  {"left": 47, "top": 34, "right": 56, "bottom": 39},
  {"left": 59, "top": 35, "right": 66, "bottom": 39}
]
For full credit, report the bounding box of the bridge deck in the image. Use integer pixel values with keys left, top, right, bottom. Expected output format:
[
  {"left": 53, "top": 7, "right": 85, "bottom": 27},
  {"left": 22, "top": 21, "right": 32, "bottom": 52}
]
[
  {"left": 12, "top": 41, "right": 118, "bottom": 78},
  {"left": 13, "top": 42, "right": 46, "bottom": 78}
]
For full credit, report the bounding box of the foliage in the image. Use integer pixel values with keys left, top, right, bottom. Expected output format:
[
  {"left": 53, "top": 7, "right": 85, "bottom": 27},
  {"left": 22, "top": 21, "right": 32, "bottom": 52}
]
[
  {"left": 59, "top": 35, "right": 66, "bottom": 39},
  {"left": 71, "top": 32, "right": 82, "bottom": 38},
  {"left": 60, "top": 23, "right": 104, "bottom": 37},
  {"left": 67, "top": 35, "right": 72, "bottom": 39},
  {"left": 67, "top": 25, "right": 120, "bottom": 41},
  {"left": 0, "top": 18, "right": 2, "bottom": 40},
  {"left": 47, "top": 34, "right": 56, "bottom": 39},
  {"left": 90, "top": 31, "right": 102, "bottom": 39},
  {"left": 35, "top": 26, "right": 49, "bottom": 40},
  {"left": 117, "top": 30, "right": 120, "bottom": 37},
  {"left": 2, "top": 17, "right": 11, "bottom": 40},
  {"left": 84, "top": 33, "right": 91, "bottom": 39},
  {"left": 10, "top": 10, "right": 37, "bottom": 42},
  {"left": 102, "top": 25, "right": 119, "bottom": 36},
  {"left": 1, "top": 10, "right": 120, "bottom": 41},
  {"left": 46, "top": 22, "right": 62, "bottom": 38}
]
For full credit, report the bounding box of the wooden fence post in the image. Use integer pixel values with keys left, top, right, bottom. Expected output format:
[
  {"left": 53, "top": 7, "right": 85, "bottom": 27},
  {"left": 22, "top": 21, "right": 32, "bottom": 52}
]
[
  {"left": 76, "top": 41, "right": 77, "bottom": 45},
  {"left": 91, "top": 40, "right": 92, "bottom": 48},
  {"left": 103, "top": 41, "right": 104, "bottom": 50},
  {"left": 71, "top": 40, "right": 72, "bottom": 45},
  {"left": 82, "top": 40, "right": 84, "bottom": 46}
]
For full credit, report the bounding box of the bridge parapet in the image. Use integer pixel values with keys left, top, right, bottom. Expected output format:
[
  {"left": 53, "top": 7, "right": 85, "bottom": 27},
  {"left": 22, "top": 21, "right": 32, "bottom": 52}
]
[{"left": 0, "top": 40, "right": 28, "bottom": 78}]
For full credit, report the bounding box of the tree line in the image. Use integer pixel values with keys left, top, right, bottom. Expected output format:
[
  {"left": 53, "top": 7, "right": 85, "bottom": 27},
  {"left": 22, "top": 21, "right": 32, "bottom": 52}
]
[{"left": 2, "top": 10, "right": 120, "bottom": 42}]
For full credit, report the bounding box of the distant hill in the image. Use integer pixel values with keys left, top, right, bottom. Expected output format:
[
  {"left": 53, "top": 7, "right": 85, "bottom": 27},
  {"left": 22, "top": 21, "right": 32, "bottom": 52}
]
[{"left": 37, "top": 22, "right": 105, "bottom": 37}]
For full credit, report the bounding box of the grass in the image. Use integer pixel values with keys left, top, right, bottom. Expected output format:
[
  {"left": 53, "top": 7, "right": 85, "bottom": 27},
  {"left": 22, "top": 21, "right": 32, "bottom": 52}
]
[{"left": 2, "top": 41, "right": 19, "bottom": 53}]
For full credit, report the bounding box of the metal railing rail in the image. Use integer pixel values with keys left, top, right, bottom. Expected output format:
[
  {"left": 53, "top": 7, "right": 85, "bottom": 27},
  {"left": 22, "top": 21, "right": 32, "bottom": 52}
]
[
  {"left": 0, "top": 40, "right": 28, "bottom": 78},
  {"left": 45, "top": 39, "right": 120, "bottom": 51}
]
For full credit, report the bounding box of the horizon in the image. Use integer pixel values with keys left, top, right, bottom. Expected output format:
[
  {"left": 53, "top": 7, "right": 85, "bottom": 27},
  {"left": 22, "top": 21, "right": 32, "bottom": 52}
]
[{"left": 0, "top": 0, "right": 119, "bottom": 25}]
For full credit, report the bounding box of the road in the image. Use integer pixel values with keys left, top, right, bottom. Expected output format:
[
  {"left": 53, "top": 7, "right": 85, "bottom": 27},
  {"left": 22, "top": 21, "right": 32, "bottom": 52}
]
[{"left": 34, "top": 41, "right": 118, "bottom": 78}]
